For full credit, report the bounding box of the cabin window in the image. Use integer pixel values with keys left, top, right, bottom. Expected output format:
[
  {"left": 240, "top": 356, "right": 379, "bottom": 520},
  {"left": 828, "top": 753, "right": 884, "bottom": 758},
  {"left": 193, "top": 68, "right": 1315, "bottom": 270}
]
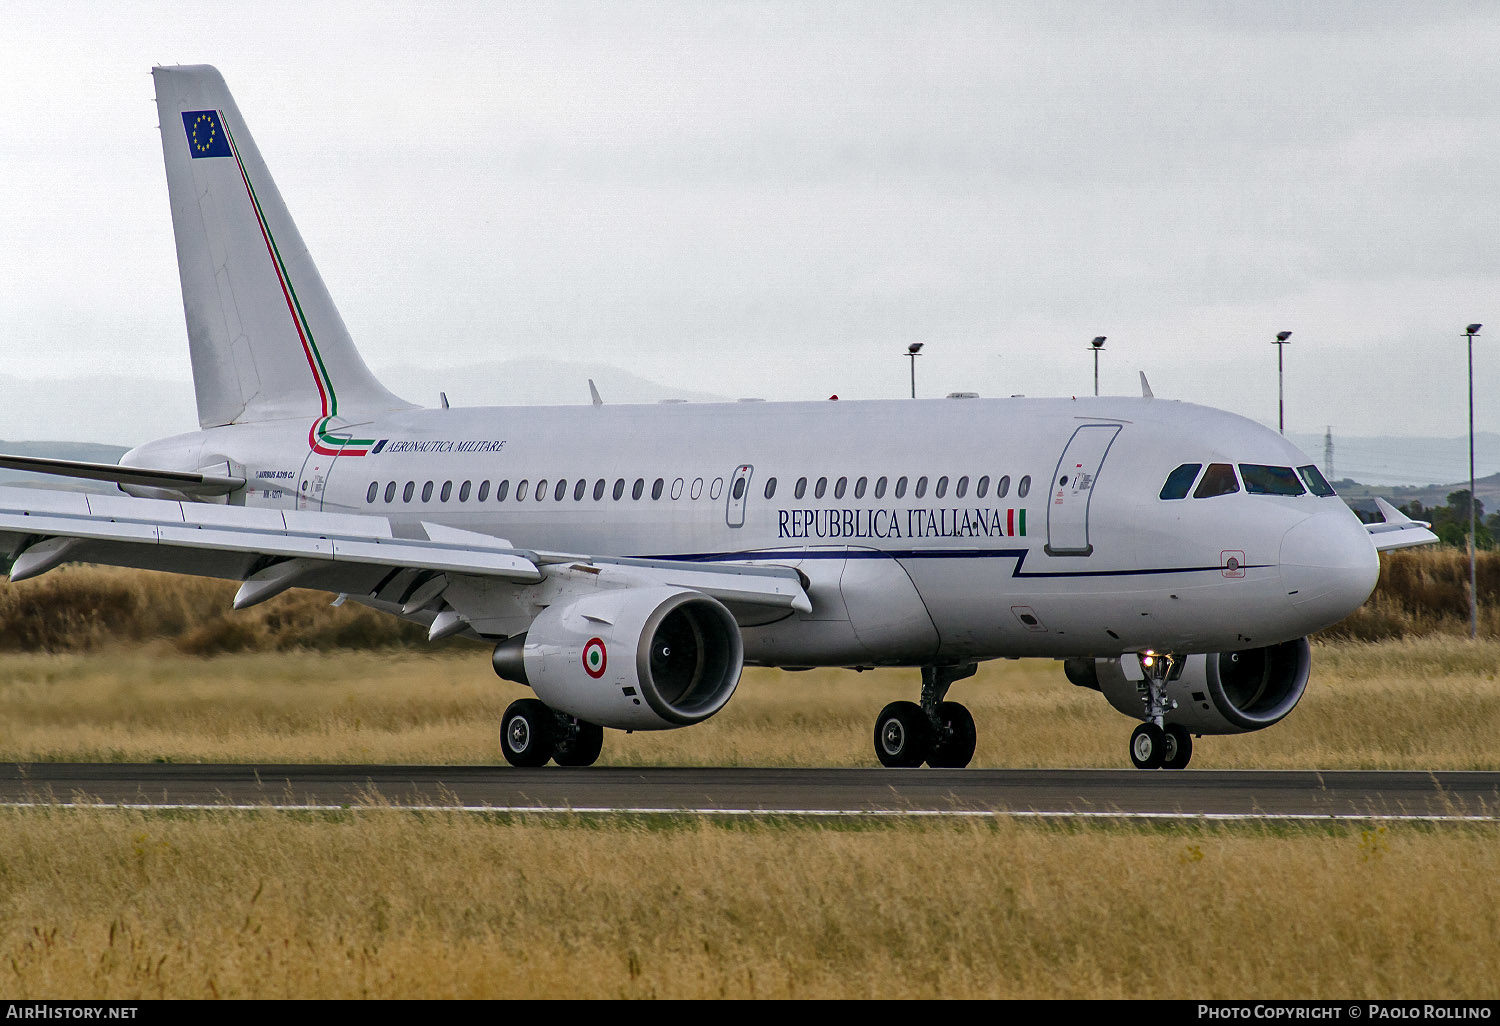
[
  {"left": 549, "top": 479, "right": 562, "bottom": 501},
  {"left": 652, "top": 478, "right": 665, "bottom": 500},
  {"left": 1017, "top": 475, "right": 1031, "bottom": 498},
  {"left": 1193, "top": 464, "right": 1239, "bottom": 498},
  {"left": 671, "top": 478, "right": 684, "bottom": 499},
  {"left": 976, "top": 475, "right": 989, "bottom": 499},
  {"left": 915, "top": 476, "right": 928, "bottom": 499},
  {"left": 384, "top": 482, "right": 397, "bottom": 503},
  {"left": 875, "top": 476, "right": 888, "bottom": 499},
  {"left": 516, "top": 480, "right": 530, "bottom": 501},
  {"left": 438, "top": 481, "right": 451, "bottom": 502},
  {"left": 574, "top": 479, "right": 587, "bottom": 501},
  {"left": 613, "top": 478, "right": 625, "bottom": 500},
  {"left": 1240, "top": 465, "right": 1304, "bottom": 496},
  {"left": 403, "top": 481, "right": 415, "bottom": 502},
  {"left": 594, "top": 479, "right": 606, "bottom": 500},
  {"left": 814, "top": 477, "right": 828, "bottom": 499},
  {"left": 854, "top": 476, "right": 867, "bottom": 499},
  {"left": 710, "top": 478, "right": 724, "bottom": 499},
  {"left": 834, "top": 476, "right": 847, "bottom": 499},
  {"left": 1159, "top": 463, "right": 1202, "bottom": 500},
  {"left": 995, "top": 475, "right": 1010, "bottom": 498},
  {"left": 478, "top": 481, "right": 489, "bottom": 502},
  {"left": 935, "top": 476, "right": 948, "bottom": 499},
  {"left": 1298, "top": 465, "right": 1336, "bottom": 497},
  {"left": 764, "top": 477, "right": 777, "bottom": 499},
  {"left": 794, "top": 477, "right": 807, "bottom": 499},
  {"left": 366, "top": 482, "right": 378, "bottom": 504},
  {"left": 421, "top": 481, "right": 434, "bottom": 502},
  {"left": 691, "top": 478, "right": 704, "bottom": 499},
  {"left": 459, "top": 481, "right": 471, "bottom": 502},
  {"left": 534, "top": 479, "right": 548, "bottom": 501},
  {"left": 632, "top": 478, "right": 645, "bottom": 500},
  {"left": 496, "top": 480, "right": 510, "bottom": 502},
  {"left": 955, "top": 476, "right": 968, "bottom": 499},
  {"left": 895, "top": 476, "right": 908, "bottom": 499}
]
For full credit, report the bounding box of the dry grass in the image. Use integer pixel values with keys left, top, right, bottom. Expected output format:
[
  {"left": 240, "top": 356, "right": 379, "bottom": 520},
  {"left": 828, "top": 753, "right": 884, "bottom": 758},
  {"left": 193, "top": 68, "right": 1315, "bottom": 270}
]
[
  {"left": 0, "top": 809, "right": 1494, "bottom": 999},
  {"left": 0, "top": 637, "right": 1497, "bottom": 769}
]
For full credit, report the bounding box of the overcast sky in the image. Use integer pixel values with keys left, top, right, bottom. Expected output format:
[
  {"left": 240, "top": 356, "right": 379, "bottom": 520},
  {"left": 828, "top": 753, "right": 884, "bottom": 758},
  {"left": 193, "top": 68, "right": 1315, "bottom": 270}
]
[{"left": 1, "top": 2, "right": 1496, "bottom": 468}]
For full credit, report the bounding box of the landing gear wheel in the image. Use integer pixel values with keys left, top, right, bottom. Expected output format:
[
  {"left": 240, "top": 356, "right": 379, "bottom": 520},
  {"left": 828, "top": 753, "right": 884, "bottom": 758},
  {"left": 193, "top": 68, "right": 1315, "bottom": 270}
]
[
  {"left": 926, "top": 701, "right": 977, "bottom": 768},
  {"left": 553, "top": 720, "right": 604, "bottom": 767},
  {"left": 1129, "top": 722, "right": 1166, "bottom": 770},
  {"left": 874, "top": 701, "right": 932, "bottom": 768},
  {"left": 1162, "top": 724, "right": 1193, "bottom": 770},
  {"left": 501, "top": 699, "right": 555, "bottom": 767}
]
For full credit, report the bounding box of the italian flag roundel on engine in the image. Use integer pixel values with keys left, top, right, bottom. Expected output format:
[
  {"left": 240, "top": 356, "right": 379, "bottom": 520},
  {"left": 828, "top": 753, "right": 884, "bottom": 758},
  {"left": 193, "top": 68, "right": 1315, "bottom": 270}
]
[{"left": 583, "top": 638, "right": 607, "bottom": 678}]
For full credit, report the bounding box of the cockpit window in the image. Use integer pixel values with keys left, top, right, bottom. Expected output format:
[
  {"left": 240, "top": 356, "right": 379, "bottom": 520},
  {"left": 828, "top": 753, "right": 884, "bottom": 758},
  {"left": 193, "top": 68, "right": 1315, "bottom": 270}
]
[
  {"left": 1239, "top": 464, "right": 1305, "bottom": 496},
  {"left": 1297, "top": 464, "right": 1337, "bottom": 497},
  {"left": 1193, "top": 463, "right": 1240, "bottom": 498},
  {"left": 1159, "top": 463, "right": 1202, "bottom": 500}
]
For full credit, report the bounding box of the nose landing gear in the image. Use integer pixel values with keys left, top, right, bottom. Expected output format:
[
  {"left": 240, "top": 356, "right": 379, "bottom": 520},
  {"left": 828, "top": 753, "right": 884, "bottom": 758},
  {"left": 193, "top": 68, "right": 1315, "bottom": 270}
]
[
  {"left": 873, "top": 663, "right": 979, "bottom": 768},
  {"left": 1128, "top": 653, "right": 1194, "bottom": 769}
]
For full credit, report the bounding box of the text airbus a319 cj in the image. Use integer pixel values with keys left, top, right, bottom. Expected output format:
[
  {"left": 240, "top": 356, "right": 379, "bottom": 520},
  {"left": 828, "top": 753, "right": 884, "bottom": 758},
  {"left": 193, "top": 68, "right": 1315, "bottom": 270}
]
[{"left": 0, "top": 66, "right": 1436, "bottom": 769}]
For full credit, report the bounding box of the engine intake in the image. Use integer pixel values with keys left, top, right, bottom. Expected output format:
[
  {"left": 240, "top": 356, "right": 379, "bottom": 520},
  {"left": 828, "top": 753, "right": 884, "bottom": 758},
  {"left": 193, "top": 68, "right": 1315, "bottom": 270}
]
[
  {"left": 1075, "top": 637, "right": 1311, "bottom": 735},
  {"left": 493, "top": 586, "right": 743, "bottom": 731}
]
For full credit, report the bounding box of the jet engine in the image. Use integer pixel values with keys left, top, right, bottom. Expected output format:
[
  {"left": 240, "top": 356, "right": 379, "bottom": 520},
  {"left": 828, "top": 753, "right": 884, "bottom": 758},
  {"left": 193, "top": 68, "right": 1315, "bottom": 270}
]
[
  {"left": 492, "top": 586, "right": 744, "bottom": 731},
  {"left": 1066, "top": 637, "right": 1311, "bottom": 735}
]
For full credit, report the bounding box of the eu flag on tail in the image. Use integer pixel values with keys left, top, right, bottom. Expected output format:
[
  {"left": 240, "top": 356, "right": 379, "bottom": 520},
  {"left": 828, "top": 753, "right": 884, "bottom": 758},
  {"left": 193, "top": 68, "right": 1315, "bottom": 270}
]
[{"left": 182, "top": 110, "right": 231, "bottom": 158}]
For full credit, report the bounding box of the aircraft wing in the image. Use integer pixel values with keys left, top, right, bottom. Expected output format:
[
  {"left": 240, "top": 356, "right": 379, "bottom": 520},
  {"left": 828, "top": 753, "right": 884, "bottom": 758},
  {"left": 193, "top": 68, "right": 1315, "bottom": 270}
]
[
  {"left": 1365, "top": 497, "right": 1440, "bottom": 552},
  {"left": 0, "top": 486, "right": 810, "bottom": 637}
]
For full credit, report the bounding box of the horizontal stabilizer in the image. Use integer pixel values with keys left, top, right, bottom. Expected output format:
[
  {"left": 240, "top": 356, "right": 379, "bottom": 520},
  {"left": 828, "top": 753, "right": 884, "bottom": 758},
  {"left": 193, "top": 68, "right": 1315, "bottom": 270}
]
[{"left": 0, "top": 453, "right": 244, "bottom": 496}]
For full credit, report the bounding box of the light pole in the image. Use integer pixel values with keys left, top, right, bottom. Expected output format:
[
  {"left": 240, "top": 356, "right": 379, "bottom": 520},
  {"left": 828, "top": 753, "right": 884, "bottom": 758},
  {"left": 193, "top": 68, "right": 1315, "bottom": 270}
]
[
  {"left": 1273, "top": 331, "right": 1292, "bottom": 434},
  {"left": 1466, "top": 323, "right": 1482, "bottom": 639},
  {"left": 1090, "top": 337, "right": 1106, "bottom": 396},
  {"left": 906, "top": 342, "right": 923, "bottom": 398}
]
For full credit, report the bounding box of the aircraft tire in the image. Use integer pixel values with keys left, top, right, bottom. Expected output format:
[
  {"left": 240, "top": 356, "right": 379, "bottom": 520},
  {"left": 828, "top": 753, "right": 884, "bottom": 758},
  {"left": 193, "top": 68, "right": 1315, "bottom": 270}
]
[
  {"left": 1162, "top": 724, "right": 1193, "bottom": 769},
  {"left": 874, "top": 701, "right": 932, "bottom": 768},
  {"left": 501, "top": 699, "right": 556, "bottom": 767},
  {"left": 926, "top": 701, "right": 977, "bottom": 768},
  {"left": 1129, "top": 722, "right": 1166, "bottom": 769},
  {"left": 553, "top": 720, "right": 605, "bottom": 767}
]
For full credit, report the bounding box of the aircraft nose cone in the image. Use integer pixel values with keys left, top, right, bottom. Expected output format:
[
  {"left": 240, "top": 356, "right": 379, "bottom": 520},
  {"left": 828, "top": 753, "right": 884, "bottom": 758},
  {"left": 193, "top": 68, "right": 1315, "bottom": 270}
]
[{"left": 1279, "top": 511, "right": 1380, "bottom": 628}]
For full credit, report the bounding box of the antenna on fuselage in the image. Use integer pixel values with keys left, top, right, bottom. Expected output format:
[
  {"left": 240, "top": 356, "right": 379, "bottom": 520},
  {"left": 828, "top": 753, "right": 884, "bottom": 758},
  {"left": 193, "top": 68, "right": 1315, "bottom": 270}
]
[
  {"left": 1139, "top": 372, "right": 1154, "bottom": 399},
  {"left": 440, "top": 392, "right": 450, "bottom": 409},
  {"left": 588, "top": 379, "right": 603, "bottom": 406}
]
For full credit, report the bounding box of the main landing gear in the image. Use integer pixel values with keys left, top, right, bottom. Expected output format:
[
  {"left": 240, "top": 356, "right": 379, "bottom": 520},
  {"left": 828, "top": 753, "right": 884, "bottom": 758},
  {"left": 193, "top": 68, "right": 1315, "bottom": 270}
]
[
  {"left": 500, "top": 698, "right": 605, "bottom": 768},
  {"left": 874, "top": 663, "right": 979, "bottom": 768},
  {"left": 1128, "top": 653, "right": 1193, "bottom": 769}
]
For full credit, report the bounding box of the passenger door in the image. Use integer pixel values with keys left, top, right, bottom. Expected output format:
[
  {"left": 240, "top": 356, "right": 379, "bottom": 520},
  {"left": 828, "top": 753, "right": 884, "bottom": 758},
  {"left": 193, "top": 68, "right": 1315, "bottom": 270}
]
[{"left": 1045, "top": 424, "right": 1121, "bottom": 556}]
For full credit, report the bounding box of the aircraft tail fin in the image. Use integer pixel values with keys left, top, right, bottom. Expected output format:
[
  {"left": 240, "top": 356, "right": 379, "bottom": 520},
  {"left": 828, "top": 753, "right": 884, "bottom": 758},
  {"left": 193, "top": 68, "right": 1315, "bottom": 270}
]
[{"left": 152, "top": 65, "right": 413, "bottom": 439}]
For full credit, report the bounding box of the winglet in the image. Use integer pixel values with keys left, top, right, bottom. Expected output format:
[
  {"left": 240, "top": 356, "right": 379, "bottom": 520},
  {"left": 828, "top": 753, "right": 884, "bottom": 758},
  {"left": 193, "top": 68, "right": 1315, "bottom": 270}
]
[
  {"left": 1139, "top": 372, "right": 1154, "bottom": 399},
  {"left": 1366, "top": 497, "right": 1439, "bottom": 551}
]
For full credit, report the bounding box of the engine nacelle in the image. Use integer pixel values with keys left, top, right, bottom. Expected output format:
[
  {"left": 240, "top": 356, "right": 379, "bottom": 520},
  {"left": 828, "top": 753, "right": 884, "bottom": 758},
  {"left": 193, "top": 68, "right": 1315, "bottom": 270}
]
[
  {"left": 492, "top": 586, "right": 743, "bottom": 731},
  {"left": 1068, "top": 637, "right": 1311, "bottom": 735}
]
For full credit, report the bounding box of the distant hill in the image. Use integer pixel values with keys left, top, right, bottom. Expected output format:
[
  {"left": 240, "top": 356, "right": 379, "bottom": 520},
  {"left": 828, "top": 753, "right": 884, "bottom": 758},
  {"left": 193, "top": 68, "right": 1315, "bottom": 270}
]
[
  {"left": 1336, "top": 472, "right": 1500, "bottom": 516},
  {"left": 1287, "top": 431, "right": 1500, "bottom": 488}
]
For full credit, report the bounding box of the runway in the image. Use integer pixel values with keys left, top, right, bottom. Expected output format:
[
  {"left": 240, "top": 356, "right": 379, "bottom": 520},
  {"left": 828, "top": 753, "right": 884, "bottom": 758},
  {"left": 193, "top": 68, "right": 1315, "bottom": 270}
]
[{"left": 3, "top": 764, "right": 1500, "bottom": 820}]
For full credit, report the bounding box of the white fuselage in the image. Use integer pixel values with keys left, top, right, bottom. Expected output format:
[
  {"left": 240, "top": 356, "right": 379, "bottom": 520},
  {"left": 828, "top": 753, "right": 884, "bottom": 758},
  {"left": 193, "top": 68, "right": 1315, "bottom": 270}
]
[{"left": 125, "top": 393, "right": 1379, "bottom": 666}]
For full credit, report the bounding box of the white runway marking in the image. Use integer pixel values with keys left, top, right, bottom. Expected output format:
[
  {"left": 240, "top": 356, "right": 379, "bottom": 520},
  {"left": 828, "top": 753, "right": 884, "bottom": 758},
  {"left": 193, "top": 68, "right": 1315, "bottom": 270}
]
[{"left": 2, "top": 800, "right": 1498, "bottom": 822}]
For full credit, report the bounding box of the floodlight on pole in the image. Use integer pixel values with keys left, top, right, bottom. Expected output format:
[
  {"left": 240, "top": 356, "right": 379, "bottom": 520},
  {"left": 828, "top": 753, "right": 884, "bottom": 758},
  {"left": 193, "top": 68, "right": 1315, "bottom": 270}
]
[
  {"left": 906, "top": 342, "right": 924, "bottom": 398},
  {"left": 1090, "top": 337, "right": 1106, "bottom": 396},
  {"left": 1273, "top": 331, "right": 1293, "bottom": 434},
  {"left": 1465, "top": 323, "right": 1483, "bottom": 639}
]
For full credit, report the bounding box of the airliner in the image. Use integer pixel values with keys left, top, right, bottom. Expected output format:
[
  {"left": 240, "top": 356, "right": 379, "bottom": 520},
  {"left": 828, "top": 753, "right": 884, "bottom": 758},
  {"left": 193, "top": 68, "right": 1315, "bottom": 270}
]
[{"left": 0, "top": 66, "right": 1435, "bottom": 770}]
